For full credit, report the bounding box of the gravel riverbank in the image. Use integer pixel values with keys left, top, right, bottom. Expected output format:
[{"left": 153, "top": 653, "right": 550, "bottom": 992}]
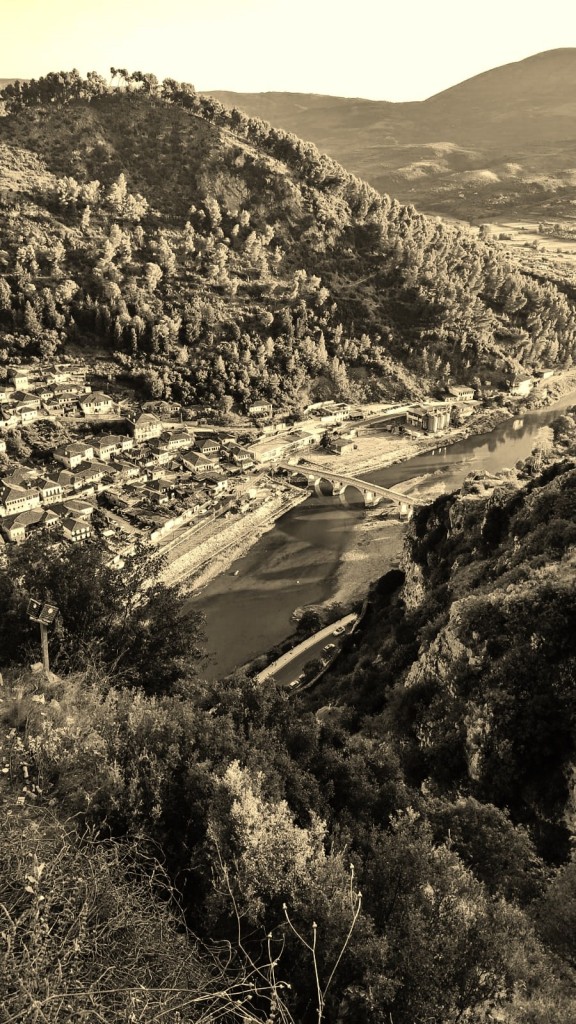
[{"left": 161, "top": 488, "right": 307, "bottom": 593}]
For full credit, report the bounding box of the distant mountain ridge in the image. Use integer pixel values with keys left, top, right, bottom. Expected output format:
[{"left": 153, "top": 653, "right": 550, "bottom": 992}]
[{"left": 210, "top": 49, "right": 576, "bottom": 220}]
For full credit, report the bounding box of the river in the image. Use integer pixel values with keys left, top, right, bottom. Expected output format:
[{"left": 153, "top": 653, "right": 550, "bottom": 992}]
[{"left": 192, "top": 393, "right": 576, "bottom": 679}]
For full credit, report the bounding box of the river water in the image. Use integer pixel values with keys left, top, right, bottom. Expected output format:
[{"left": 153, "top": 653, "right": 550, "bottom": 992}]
[{"left": 193, "top": 394, "right": 576, "bottom": 679}]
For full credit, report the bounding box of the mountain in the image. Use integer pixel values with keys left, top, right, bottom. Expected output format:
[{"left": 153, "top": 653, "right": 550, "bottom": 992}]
[
  {"left": 211, "top": 49, "right": 576, "bottom": 221},
  {"left": 1, "top": 70, "right": 576, "bottom": 408}
]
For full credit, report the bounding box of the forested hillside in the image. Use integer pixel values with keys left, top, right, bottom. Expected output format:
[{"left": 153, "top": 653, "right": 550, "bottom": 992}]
[
  {"left": 2, "top": 72, "right": 576, "bottom": 1022},
  {"left": 2, "top": 449, "right": 576, "bottom": 1021},
  {"left": 1, "top": 71, "right": 575, "bottom": 410}
]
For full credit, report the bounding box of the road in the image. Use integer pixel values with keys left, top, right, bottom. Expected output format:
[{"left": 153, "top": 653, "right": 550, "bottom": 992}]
[{"left": 257, "top": 612, "right": 357, "bottom": 685}]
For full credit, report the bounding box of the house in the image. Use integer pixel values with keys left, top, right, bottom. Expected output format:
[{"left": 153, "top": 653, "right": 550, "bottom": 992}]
[
  {"left": 92, "top": 435, "right": 126, "bottom": 460},
  {"left": 12, "top": 391, "right": 41, "bottom": 410},
  {"left": 1, "top": 507, "right": 59, "bottom": 543},
  {"left": 248, "top": 401, "right": 273, "bottom": 416},
  {"left": 320, "top": 404, "right": 348, "bottom": 425},
  {"left": 72, "top": 461, "right": 107, "bottom": 490},
  {"left": 534, "top": 369, "right": 555, "bottom": 380},
  {"left": 3, "top": 467, "right": 37, "bottom": 488},
  {"left": 8, "top": 368, "right": 29, "bottom": 390},
  {"left": 37, "top": 477, "right": 64, "bottom": 503},
  {"left": 328, "top": 438, "right": 356, "bottom": 455},
  {"left": 143, "top": 480, "right": 171, "bottom": 505},
  {"left": 61, "top": 498, "right": 94, "bottom": 519},
  {"left": 509, "top": 376, "right": 534, "bottom": 397},
  {"left": 54, "top": 441, "right": 95, "bottom": 470},
  {"left": 159, "top": 428, "right": 191, "bottom": 450},
  {"left": 79, "top": 392, "right": 114, "bottom": 416},
  {"left": 180, "top": 450, "right": 217, "bottom": 473},
  {"left": 0, "top": 386, "right": 14, "bottom": 404},
  {"left": 129, "top": 412, "right": 162, "bottom": 442},
  {"left": 146, "top": 439, "right": 173, "bottom": 464},
  {"left": 227, "top": 444, "right": 254, "bottom": 468},
  {"left": 18, "top": 406, "right": 40, "bottom": 425},
  {"left": 62, "top": 516, "right": 92, "bottom": 543},
  {"left": 48, "top": 389, "right": 84, "bottom": 411},
  {"left": 447, "top": 385, "right": 476, "bottom": 402},
  {"left": 203, "top": 474, "right": 231, "bottom": 495},
  {"left": 406, "top": 404, "right": 452, "bottom": 433},
  {"left": 246, "top": 438, "right": 290, "bottom": 464},
  {"left": 196, "top": 437, "right": 220, "bottom": 456},
  {"left": 107, "top": 457, "right": 142, "bottom": 482},
  {"left": 0, "top": 485, "right": 41, "bottom": 516},
  {"left": 286, "top": 429, "right": 318, "bottom": 452}
]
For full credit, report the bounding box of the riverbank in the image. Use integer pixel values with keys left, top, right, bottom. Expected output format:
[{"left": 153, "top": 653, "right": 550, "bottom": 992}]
[
  {"left": 306, "top": 367, "right": 576, "bottom": 481},
  {"left": 328, "top": 514, "right": 406, "bottom": 606},
  {"left": 300, "top": 408, "right": 510, "bottom": 480},
  {"left": 161, "top": 487, "right": 307, "bottom": 592}
]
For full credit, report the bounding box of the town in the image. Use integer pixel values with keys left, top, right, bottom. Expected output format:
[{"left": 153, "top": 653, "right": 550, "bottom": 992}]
[{"left": 0, "top": 359, "right": 554, "bottom": 562}]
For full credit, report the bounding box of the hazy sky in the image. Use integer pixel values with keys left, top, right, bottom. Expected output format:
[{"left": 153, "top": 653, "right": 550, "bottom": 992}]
[{"left": 3, "top": 0, "right": 574, "bottom": 100}]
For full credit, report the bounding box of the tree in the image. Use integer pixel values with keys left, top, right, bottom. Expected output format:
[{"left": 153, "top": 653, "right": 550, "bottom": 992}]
[
  {"left": 297, "top": 609, "right": 323, "bottom": 634},
  {"left": 1, "top": 537, "right": 205, "bottom": 690}
]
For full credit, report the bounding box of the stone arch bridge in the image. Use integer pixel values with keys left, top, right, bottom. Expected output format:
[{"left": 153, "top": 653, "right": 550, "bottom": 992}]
[{"left": 275, "top": 460, "right": 417, "bottom": 516}]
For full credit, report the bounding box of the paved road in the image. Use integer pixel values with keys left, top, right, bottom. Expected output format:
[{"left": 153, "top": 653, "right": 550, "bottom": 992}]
[{"left": 257, "top": 613, "right": 357, "bottom": 683}]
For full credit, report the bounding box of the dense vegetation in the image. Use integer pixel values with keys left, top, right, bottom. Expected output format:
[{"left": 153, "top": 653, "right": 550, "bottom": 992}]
[
  {"left": 2, "top": 455, "right": 576, "bottom": 1021},
  {"left": 1, "top": 70, "right": 576, "bottom": 413},
  {"left": 2, "top": 70, "right": 576, "bottom": 1023}
]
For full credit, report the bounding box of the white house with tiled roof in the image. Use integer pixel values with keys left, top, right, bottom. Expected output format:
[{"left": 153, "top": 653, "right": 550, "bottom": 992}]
[
  {"left": 8, "top": 369, "right": 29, "bottom": 390},
  {"left": 37, "top": 477, "right": 64, "bottom": 503},
  {"left": 54, "top": 441, "right": 95, "bottom": 470},
  {"left": 196, "top": 437, "right": 220, "bottom": 456},
  {"left": 79, "top": 392, "right": 114, "bottom": 416},
  {"left": 1, "top": 507, "right": 60, "bottom": 543},
  {"left": 129, "top": 412, "right": 162, "bottom": 442},
  {"left": 0, "top": 485, "right": 41, "bottom": 516},
  {"left": 180, "top": 450, "right": 217, "bottom": 473},
  {"left": 91, "top": 434, "right": 132, "bottom": 460},
  {"left": 62, "top": 516, "right": 92, "bottom": 542}
]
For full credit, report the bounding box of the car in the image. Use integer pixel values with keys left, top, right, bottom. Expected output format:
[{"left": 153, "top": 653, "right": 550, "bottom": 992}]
[
  {"left": 332, "top": 625, "right": 345, "bottom": 636},
  {"left": 323, "top": 643, "right": 336, "bottom": 654},
  {"left": 287, "top": 679, "right": 300, "bottom": 688}
]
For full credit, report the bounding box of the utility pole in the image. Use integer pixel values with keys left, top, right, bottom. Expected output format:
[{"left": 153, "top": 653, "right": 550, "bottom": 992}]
[
  {"left": 27, "top": 599, "right": 59, "bottom": 677},
  {"left": 39, "top": 621, "right": 50, "bottom": 674}
]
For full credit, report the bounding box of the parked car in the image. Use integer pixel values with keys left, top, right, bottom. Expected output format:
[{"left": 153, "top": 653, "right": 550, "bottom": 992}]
[
  {"left": 323, "top": 643, "right": 336, "bottom": 654},
  {"left": 332, "top": 625, "right": 345, "bottom": 636}
]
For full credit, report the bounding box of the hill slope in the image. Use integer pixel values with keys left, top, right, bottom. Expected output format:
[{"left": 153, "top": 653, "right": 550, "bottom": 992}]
[
  {"left": 2, "top": 455, "right": 576, "bottom": 1022},
  {"left": 211, "top": 49, "right": 576, "bottom": 220},
  {"left": 0, "top": 71, "right": 576, "bottom": 407}
]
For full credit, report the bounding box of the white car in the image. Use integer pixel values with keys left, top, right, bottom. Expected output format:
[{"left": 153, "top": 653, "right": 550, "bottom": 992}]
[{"left": 332, "top": 625, "right": 345, "bottom": 636}]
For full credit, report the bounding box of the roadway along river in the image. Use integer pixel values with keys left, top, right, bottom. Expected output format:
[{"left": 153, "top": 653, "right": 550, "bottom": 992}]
[{"left": 191, "top": 393, "right": 576, "bottom": 680}]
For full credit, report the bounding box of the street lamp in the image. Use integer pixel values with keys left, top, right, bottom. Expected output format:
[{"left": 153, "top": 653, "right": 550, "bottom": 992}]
[{"left": 27, "top": 599, "right": 59, "bottom": 675}]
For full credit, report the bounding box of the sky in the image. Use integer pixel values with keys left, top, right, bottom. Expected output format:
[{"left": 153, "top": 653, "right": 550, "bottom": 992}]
[{"left": 3, "top": 0, "right": 575, "bottom": 101}]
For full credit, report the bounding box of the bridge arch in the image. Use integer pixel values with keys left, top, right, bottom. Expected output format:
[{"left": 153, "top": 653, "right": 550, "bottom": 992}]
[{"left": 275, "top": 461, "right": 415, "bottom": 515}]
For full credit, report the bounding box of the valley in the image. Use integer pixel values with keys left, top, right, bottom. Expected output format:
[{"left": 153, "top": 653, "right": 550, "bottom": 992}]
[{"left": 1, "top": 62, "right": 576, "bottom": 1024}]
